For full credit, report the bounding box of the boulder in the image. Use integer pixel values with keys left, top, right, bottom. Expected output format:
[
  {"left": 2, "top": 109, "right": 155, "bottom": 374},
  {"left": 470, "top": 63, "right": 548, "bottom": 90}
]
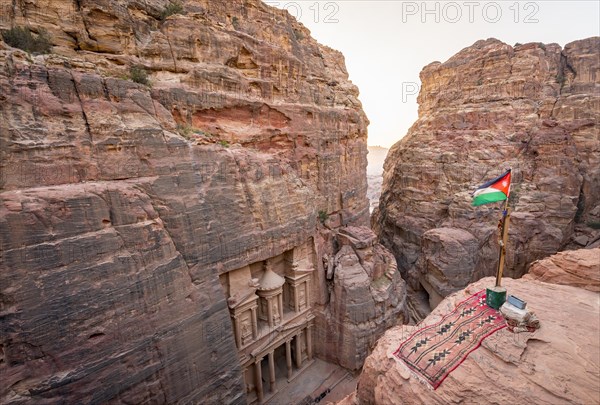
[
  {"left": 315, "top": 227, "right": 408, "bottom": 370},
  {"left": 525, "top": 248, "right": 600, "bottom": 292}
]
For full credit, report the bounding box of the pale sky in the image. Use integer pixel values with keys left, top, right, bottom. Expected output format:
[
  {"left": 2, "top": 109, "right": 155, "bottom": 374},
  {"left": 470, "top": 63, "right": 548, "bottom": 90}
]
[{"left": 266, "top": 1, "right": 600, "bottom": 147}]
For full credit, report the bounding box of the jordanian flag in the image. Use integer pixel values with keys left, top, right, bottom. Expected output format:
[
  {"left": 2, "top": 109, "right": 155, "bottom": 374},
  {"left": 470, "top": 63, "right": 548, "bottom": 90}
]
[{"left": 472, "top": 169, "right": 511, "bottom": 206}]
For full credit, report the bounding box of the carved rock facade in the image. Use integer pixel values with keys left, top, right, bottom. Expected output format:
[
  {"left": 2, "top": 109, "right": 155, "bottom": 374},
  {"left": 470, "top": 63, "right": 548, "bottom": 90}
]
[
  {"left": 0, "top": 1, "right": 406, "bottom": 404},
  {"left": 220, "top": 241, "right": 316, "bottom": 403}
]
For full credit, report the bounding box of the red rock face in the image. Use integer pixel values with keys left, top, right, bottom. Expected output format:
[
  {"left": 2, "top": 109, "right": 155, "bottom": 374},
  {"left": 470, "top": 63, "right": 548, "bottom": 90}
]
[
  {"left": 0, "top": 1, "right": 376, "bottom": 403},
  {"left": 374, "top": 38, "right": 600, "bottom": 308},
  {"left": 315, "top": 226, "right": 408, "bottom": 371}
]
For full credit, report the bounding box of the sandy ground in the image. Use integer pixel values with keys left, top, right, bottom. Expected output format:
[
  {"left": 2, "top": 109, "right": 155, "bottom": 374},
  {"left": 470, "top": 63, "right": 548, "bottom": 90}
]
[{"left": 264, "top": 358, "right": 358, "bottom": 405}]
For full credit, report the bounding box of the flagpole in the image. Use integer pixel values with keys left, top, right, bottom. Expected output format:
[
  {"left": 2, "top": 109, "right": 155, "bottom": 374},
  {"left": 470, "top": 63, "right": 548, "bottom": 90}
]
[{"left": 495, "top": 197, "right": 511, "bottom": 287}]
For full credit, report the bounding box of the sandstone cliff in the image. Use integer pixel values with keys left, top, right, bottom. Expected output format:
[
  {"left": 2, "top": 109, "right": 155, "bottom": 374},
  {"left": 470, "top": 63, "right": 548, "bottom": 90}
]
[
  {"left": 344, "top": 276, "right": 600, "bottom": 405},
  {"left": 374, "top": 38, "right": 600, "bottom": 309},
  {"left": 0, "top": 1, "right": 404, "bottom": 403}
]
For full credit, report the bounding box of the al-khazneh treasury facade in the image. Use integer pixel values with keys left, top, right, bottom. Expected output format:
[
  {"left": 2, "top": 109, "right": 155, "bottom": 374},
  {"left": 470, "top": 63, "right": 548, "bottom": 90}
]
[{"left": 220, "top": 240, "right": 315, "bottom": 404}]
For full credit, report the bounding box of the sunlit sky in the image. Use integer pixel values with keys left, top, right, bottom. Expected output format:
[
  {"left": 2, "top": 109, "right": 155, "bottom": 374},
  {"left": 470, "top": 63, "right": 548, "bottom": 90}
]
[{"left": 267, "top": 1, "right": 600, "bottom": 147}]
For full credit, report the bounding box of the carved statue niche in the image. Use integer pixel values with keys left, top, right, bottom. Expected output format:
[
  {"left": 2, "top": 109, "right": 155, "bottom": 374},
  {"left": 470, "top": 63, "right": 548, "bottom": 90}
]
[
  {"left": 240, "top": 314, "right": 253, "bottom": 345},
  {"left": 272, "top": 298, "right": 281, "bottom": 324},
  {"left": 226, "top": 266, "right": 258, "bottom": 349},
  {"left": 300, "top": 331, "right": 307, "bottom": 358},
  {"left": 259, "top": 298, "right": 268, "bottom": 321},
  {"left": 244, "top": 368, "right": 255, "bottom": 393},
  {"left": 287, "top": 285, "right": 296, "bottom": 312},
  {"left": 297, "top": 284, "right": 306, "bottom": 311},
  {"left": 284, "top": 242, "right": 314, "bottom": 313}
]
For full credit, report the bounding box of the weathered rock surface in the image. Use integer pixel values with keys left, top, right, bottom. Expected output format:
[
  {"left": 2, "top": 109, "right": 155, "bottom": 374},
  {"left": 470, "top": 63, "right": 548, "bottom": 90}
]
[
  {"left": 525, "top": 247, "right": 600, "bottom": 292},
  {"left": 315, "top": 226, "right": 408, "bottom": 370},
  {"left": 416, "top": 227, "right": 498, "bottom": 309},
  {"left": 347, "top": 277, "right": 600, "bottom": 405},
  {"left": 374, "top": 37, "right": 600, "bottom": 309},
  {"left": 0, "top": 1, "right": 380, "bottom": 403}
]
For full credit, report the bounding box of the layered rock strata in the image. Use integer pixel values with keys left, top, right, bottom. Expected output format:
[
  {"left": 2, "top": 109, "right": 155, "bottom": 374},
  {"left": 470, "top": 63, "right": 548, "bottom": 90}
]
[
  {"left": 374, "top": 37, "right": 600, "bottom": 309},
  {"left": 0, "top": 1, "right": 399, "bottom": 403}
]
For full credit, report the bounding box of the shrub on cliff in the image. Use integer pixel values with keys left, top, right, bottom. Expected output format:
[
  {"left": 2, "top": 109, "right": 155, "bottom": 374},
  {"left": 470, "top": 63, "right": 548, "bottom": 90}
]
[
  {"left": 232, "top": 16, "right": 240, "bottom": 30},
  {"left": 160, "top": 2, "right": 184, "bottom": 20},
  {"left": 1, "top": 26, "right": 52, "bottom": 54},
  {"left": 130, "top": 65, "right": 150, "bottom": 86},
  {"left": 318, "top": 210, "right": 329, "bottom": 223},
  {"left": 177, "top": 124, "right": 213, "bottom": 140}
]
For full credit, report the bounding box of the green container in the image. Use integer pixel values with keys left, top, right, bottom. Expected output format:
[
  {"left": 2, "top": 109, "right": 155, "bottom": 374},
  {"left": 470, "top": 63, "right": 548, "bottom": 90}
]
[{"left": 486, "top": 287, "right": 507, "bottom": 309}]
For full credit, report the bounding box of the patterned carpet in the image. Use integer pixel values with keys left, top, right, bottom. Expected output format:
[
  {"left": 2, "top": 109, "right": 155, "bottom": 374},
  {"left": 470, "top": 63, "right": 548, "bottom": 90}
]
[{"left": 394, "top": 290, "right": 507, "bottom": 389}]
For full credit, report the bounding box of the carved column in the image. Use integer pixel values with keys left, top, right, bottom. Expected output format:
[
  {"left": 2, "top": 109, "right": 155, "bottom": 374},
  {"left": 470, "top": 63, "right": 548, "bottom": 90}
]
[
  {"left": 266, "top": 297, "right": 274, "bottom": 328},
  {"left": 285, "top": 339, "right": 292, "bottom": 379},
  {"left": 294, "top": 285, "right": 300, "bottom": 312},
  {"left": 306, "top": 325, "right": 313, "bottom": 361},
  {"left": 278, "top": 293, "right": 284, "bottom": 321},
  {"left": 233, "top": 315, "right": 242, "bottom": 348},
  {"left": 305, "top": 278, "right": 311, "bottom": 307},
  {"left": 268, "top": 351, "right": 276, "bottom": 392},
  {"left": 295, "top": 332, "right": 302, "bottom": 369},
  {"left": 255, "top": 360, "right": 264, "bottom": 403},
  {"left": 251, "top": 307, "right": 258, "bottom": 339}
]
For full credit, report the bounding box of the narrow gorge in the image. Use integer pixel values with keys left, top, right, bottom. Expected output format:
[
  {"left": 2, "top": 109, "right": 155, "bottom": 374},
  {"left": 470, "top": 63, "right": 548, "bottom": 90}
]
[
  {"left": 0, "top": 1, "right": 407, "bottom": 403},
  {"left": 1, "top": 1, "right": 598, "bottom": 405}
]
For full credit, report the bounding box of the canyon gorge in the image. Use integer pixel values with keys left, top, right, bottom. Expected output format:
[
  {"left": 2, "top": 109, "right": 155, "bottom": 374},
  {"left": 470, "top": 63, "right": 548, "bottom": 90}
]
[
  {"left": 0, "top": 1, "right": 598, "bottom": 404},
  {"left": 0, "top": 1, "right": 406, "bottom": 403}
]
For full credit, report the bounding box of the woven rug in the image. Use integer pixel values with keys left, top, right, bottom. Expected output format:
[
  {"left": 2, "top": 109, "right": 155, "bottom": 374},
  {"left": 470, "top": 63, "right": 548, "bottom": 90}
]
[{"left": 394, "top": 290, "right": 507, "bottom": 389}]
